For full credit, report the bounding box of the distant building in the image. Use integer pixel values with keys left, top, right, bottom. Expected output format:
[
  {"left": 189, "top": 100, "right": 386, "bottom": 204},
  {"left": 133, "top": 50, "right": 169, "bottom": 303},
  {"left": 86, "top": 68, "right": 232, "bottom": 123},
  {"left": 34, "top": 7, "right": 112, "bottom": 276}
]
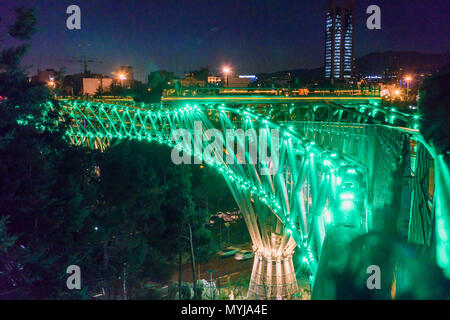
[
  {"left": 185, "top": 67, "right": 208, "bottom": 82},
  {"left": 364, "top": 75, "right": 383, "bottom": 83},
  {"left": 32, "top": 69, "right": 57, "bottom": 84},
  {"left": 255, "top": 73, "right": 291, "bottom": 88},
  {"left": 82, "top": 78, "right": 113, "bottom": 96},
  {"left": 207, "top": 76, "right": 222, "bottom": 85},
  {"left": 324, "top": 0, "right": 354, "bottom": 82},
  {"left": 225, "top": 76, "right": 251, "bottom": 88},
  {"left": 179, "top": 78, "right": 206, "bottom": 87},
  {"left": 238, "top": 75, "right": 258, "bottom": 82},
  {"left": 383, "top": 67, "right": 403, "bottom": 83},
  {"left": 180, "top": 68, "right": 208, "bottom": 87}
]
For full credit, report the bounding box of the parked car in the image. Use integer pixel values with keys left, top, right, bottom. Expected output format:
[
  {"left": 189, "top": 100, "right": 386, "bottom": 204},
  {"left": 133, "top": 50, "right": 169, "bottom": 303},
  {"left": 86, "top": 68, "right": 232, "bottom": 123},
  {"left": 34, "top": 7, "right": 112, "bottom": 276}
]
[
  {"left": 234, "top": 249, "right": 254, "bottom": 261},
  {"left": 218, "top": 246, "right": 240, "bottom": 257},
  {"left": 217, "top": 211, "right": 241, "bottom": 223},
  {"left": 209, "top": 215, "right": 220, "bottom": 225}
]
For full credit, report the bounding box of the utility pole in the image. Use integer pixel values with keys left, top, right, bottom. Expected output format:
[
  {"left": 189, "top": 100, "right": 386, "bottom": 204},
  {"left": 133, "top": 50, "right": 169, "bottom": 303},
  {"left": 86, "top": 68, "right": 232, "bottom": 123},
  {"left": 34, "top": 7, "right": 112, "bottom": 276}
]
[
  {"left": 207, "top": 268, "right": 217, "bottom": 299},
  {"left": 188, "top": 224, "right": 197, "bottom": 300},
  {"left": 59, "top": 56, "right": 103, "bottom": 76},
  {"left": 122, "top": 262, "right": 127, "bottom": 300},
  {"left": 224, "top": 222, "right": 230, "bottom": 244},
  {"left": 218, "top": 222, "right": 222, "bottom": 298},
  {"left": 178, "top": 253, "right": 182, "bottom": 300}
]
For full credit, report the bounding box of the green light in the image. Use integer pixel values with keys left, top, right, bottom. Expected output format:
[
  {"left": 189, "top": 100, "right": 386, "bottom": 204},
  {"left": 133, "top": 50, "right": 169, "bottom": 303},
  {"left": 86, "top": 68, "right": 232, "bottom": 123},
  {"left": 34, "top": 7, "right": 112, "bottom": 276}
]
[
  {"left": 438, "top": 219, "right": 448, "bottom": 242},
  {"left": 339, "top": 200, "right": 355, "bottom": 212},
  {"left": 339, "top": 192, "right": 355, "bottom": 200},
  {"left": 54, "top": 98, "right": 379, "bottom": 290},
  {"left": 323, "top": 209, "right": 332, "bottom": 223}
]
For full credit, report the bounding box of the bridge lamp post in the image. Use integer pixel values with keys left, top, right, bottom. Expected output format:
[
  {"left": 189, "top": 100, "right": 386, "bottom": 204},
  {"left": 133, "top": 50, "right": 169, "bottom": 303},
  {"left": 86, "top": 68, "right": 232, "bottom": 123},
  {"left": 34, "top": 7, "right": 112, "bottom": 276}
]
[
  {"left": 118, "top": 74, "right": 127, "bottom": 87},
  {"left": 405, "top": 76, "right": 412, "bottom": 101},
  {"left": 223, "top": 67, "right": 231, "bottom": 88}
]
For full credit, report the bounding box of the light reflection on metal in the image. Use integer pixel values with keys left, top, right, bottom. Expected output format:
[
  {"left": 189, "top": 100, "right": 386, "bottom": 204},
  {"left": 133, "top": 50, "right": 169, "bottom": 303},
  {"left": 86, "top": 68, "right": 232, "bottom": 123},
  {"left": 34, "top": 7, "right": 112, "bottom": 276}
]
[{"left": 43, "top": 95, "right": 448, "bottom": 297}]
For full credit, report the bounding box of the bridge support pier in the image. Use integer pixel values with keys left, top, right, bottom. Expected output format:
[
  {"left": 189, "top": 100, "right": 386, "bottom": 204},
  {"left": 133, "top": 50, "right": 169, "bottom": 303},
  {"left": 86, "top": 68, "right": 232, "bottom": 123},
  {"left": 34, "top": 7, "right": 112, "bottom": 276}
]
[{"left": 247, "top": 251, "right": 298, "bottom": 299}]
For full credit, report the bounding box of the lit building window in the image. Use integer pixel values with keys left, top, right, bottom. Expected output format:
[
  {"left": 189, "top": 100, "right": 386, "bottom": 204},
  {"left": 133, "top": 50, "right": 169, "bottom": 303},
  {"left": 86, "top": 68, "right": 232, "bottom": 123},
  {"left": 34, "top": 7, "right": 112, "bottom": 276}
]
[{"left": 324, "top": 0, "right": 354, "bottom": 81}]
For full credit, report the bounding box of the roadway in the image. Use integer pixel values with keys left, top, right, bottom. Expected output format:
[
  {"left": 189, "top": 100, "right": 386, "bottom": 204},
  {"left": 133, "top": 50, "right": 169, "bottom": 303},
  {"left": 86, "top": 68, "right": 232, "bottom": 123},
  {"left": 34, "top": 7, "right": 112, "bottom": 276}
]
[
  {"left": 172, "top": 242, "right": 253, "bottom": 283},
  {"left": 161, "top": 95, "right": 382, "bottom": 104}
]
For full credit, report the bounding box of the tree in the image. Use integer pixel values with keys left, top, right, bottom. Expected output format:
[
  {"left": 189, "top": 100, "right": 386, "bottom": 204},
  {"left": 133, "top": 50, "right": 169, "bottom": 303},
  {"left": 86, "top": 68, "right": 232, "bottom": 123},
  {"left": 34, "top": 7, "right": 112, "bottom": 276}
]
[
  {"left": 92, "top": 141, "right": 169, "bottom": 298},
  {"left": 191, "top": 165, "right": 236, "bottom": 214},
  {"left": 88, "top": 141, "right": 214, "bottom": 299},
  {"left": 147, "top": 70, "right": 175, "bottom": 102},
  {"left": 0, "top": 7, "right": 215, "bottom": 300},
  {"left": 7, "top": 7, "right": 37, "bottom": 41},
  {"left": 109, "top": 82, "right": 125, "bottom": 96},
  {"left": 0, "top": 6, "right": 100, "bottom": 299}
]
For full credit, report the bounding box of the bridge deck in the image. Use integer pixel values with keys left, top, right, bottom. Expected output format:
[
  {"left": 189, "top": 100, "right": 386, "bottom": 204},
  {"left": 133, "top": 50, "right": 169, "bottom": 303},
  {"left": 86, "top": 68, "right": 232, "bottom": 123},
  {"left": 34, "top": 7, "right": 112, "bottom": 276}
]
[{"left": 161, "top": 95, "right": 382, "bottom": 104}]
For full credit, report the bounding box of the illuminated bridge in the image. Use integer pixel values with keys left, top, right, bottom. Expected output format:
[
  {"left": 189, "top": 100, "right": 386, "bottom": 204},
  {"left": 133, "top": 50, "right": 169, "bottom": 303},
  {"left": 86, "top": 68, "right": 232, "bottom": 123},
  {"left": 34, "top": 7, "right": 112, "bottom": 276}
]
[{"left": 56, "top": 90, "right": 448, "bottom": 299}]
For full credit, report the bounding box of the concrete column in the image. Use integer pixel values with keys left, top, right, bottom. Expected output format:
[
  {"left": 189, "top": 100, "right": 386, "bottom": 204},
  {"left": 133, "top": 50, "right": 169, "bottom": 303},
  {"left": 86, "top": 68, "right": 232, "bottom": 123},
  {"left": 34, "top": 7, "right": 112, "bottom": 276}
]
[{"left": 247, "top": 250, "right": 298, "bottom": 299}]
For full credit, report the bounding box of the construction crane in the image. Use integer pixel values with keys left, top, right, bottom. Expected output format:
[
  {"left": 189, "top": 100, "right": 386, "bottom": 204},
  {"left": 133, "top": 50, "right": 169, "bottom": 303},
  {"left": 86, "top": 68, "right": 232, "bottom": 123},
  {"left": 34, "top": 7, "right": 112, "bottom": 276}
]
[{"left": 59, "top": 56, "right": 103, "bottom": 75}]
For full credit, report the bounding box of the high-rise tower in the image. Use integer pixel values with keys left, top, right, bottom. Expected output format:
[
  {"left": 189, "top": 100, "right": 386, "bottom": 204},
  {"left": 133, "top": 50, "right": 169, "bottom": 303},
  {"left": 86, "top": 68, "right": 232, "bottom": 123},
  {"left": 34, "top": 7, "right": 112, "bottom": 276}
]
[{"left": 325, "top": 0, "right": 354, "bottom": 82}]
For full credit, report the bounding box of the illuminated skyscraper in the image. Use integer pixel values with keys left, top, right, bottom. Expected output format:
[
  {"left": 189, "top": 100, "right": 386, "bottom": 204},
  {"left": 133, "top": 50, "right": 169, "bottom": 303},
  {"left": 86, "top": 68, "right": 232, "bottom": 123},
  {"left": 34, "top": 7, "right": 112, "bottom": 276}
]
[{"left": 325, "top": 0, "right": 354, "bottom": 82}]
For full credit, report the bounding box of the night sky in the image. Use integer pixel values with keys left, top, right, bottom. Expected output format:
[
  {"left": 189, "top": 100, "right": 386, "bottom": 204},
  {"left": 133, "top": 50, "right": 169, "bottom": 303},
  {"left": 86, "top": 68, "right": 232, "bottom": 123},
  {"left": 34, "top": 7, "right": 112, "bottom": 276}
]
[{"left": 1, "top": 0, "right": 449, "bottom": 80}]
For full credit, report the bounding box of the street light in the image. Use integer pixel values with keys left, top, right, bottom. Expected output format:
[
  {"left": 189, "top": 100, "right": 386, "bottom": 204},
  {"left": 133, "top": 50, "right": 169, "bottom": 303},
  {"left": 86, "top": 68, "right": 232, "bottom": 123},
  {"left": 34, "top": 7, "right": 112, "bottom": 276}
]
[
  {"left": 47, "top": 76, "right": 55, "bottom": 88},
  {"left": 118, "top": 74, "right": 127, "bottom": 87},
  {"left": 405, "top": 76, "right": 412, "bottom": 101},
  {"left": 222, "top": 67, "right": 231, "bottom": 88}
]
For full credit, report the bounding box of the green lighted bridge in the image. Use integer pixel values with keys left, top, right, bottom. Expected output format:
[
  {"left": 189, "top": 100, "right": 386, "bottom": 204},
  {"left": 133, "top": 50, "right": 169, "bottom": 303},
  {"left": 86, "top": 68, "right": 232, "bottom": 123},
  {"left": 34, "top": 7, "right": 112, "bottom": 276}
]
[{"left": 55, "top": 92, "right": 448, "bottom": 299}]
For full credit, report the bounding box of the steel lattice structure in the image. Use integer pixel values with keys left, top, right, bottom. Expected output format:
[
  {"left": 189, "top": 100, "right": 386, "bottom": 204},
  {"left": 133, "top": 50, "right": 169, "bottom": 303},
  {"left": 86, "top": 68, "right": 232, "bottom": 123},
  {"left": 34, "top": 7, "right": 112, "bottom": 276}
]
[
  {"left": 60, "top": 99, "right": 371, "bottom": 298},
  {"left": 56, "top": 96, "right": 449, "bottom": 297}
]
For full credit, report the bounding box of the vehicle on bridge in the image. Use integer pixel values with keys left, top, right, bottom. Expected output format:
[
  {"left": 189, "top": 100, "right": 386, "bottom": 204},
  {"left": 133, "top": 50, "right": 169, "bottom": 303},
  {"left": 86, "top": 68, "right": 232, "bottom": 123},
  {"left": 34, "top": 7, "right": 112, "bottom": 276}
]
[
  {"left": 218, "top": 246, "right": 240, "bottom": 257},
  {"left": 234, "top": 249, "right": 254, "bottom": 261},
  {"left": 334, "top": 165, "right": 367, "bottom": 229}
]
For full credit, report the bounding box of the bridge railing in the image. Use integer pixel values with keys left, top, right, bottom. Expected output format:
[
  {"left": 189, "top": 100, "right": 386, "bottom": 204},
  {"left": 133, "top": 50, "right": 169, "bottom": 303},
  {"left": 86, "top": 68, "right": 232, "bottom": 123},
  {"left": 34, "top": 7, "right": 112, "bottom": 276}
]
[
  {"left": 288, "top": 121, "right": 436, "bottom": 240},
  {"left": 163, "top": 87, "right": 381, "bottom": 98}
]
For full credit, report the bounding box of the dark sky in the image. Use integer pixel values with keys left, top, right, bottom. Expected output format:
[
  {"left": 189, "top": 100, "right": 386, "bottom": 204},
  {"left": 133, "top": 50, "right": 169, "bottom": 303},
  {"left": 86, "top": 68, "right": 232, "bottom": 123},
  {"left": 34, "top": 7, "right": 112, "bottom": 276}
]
[{"left": 1, "top": 0, "right": 449, "bottom": 80}]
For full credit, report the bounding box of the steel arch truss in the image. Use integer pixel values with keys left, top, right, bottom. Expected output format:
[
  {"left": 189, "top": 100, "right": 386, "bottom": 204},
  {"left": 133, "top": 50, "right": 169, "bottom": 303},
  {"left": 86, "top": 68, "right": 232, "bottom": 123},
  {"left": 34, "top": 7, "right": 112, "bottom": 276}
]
[
  {"left": 60, "top": 100, "right": 369, "bottom": 298},
  {"left": 241, "top": 101, "right": 421, "bottom": 129}
]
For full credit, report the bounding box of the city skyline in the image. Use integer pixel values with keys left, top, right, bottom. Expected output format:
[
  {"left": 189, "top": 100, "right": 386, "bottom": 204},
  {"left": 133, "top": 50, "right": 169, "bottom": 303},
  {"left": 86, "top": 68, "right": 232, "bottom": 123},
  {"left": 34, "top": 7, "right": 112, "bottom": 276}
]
[
  {"left": 325, "top": 0, "right": 355, "bottom": 81},
  {"left": 1, "top": 0, "right": 449, "bottom": 81}
]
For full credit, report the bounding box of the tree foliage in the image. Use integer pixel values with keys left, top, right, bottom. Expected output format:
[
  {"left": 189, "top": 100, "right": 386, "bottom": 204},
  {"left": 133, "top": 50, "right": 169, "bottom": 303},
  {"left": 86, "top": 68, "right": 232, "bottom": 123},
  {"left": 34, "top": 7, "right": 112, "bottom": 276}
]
[
  {"left": 0, "top": 7, "right": 216, "bottom": 300},
  {"left": 7, "top": 7, "right": 37, "bottom": 41}
]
